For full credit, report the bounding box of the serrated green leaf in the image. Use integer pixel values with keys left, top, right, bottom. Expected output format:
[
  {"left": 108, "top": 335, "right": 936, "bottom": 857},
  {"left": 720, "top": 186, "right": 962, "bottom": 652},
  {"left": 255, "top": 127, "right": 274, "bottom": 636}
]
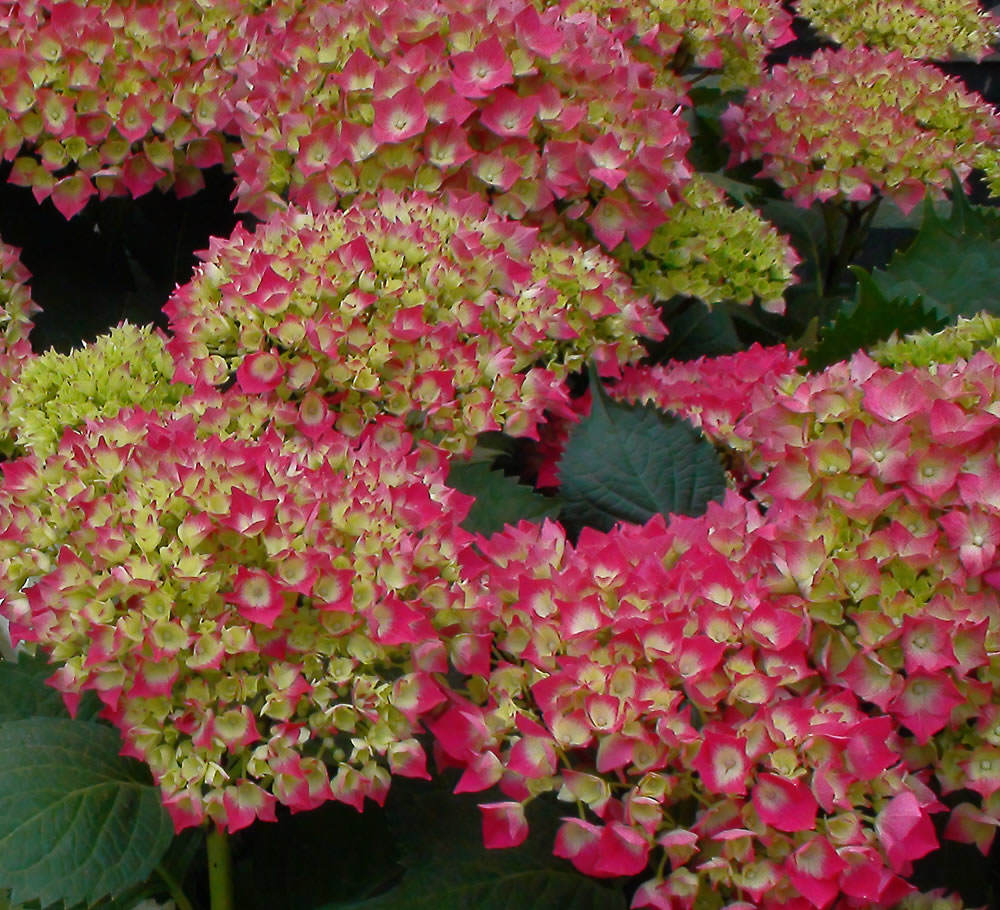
[
  {"left": 557, "top": 370, "right": 726, "bottom": 532},
  {"left": 863, "top": 180, "right": 1000, "bottom": 319},
  {"left": 0, "top": 717, "right": 174, "bottom": 908},
  {"left": 331, "top": 781, "right": 625, "bottom": 910},
  {"left": 447, "top": 462, "right": 560, "bottom": 536},
  {"left": 806, "top": 272, "right": 947, "bottom": 370},
  {"left": 0, "top": 652, "right": 101, "bottom": 724}
]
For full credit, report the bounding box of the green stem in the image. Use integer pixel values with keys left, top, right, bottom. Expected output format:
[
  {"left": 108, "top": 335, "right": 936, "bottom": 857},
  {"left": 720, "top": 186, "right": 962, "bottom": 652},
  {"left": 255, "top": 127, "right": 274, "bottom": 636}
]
[
  {"left": 206, "top": 824, "right": 235, "bottom": 910},
  {"left": 823, "top": 197, "right": 883, "bottom": 298},
  {"left": 156, "top": 863, "right": 195, "bottom": 910}
]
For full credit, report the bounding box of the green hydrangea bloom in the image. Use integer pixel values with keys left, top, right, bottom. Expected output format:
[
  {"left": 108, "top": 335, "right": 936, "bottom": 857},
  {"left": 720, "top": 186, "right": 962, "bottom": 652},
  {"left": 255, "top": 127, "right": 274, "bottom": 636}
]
[
  {"left": 796, "top": 0, "right": 999, "bottom": 62},
  {"left": 619, "top": 175, "right": 800, "bottom": 312},
  {"left": 7, "top": 322, "right": 189, "bottom": 457},
  {"left": 872, "top": 313, "right": 1000, "bottom": 368}
]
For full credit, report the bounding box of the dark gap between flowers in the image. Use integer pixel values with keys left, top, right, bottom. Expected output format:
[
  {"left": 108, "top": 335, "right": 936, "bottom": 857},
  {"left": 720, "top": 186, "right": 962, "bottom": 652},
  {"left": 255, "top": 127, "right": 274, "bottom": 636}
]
[{"left": 0, "top": 162, "right": 249, "bottom": 354}]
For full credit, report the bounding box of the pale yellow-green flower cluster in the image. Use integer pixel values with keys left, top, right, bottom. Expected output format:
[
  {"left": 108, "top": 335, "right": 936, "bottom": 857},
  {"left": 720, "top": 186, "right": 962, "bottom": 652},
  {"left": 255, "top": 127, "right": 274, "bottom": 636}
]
[
  {"left": 796, "top": 0, "right": 999, "bottom": 61},
  {"left": 7, "top": 322, "right": 189, "bottom": 457},
  {"left": 872, "top": 312, "right": 1000, "bottom": 368},
  {"left": 619, "top": 175, "right": 800, "bottom": 312}
]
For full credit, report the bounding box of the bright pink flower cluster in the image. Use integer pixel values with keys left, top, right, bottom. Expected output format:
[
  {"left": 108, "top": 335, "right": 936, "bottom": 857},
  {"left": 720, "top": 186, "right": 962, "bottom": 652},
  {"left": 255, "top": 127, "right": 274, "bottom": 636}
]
[
  {"left": 613, "top": 344, "right": 804, "bottom": 450},
  {"left": 0, "top": 393, "right": 476, "bottom": 833},
  {"left": 0, "top": 0, "right": 252, "bottom": 217},
  {"left": 228, "top": 0, "right": 692, "bottom": 237},
  {"left": 723, "top": 46, "right": 1000, "bottom": 213},
  {"left": 165, "top": 191, "right": 664, "bottom": 453},
  {"left": 439, "top": 346, "right": 1000, "bottom": 906},
  {"left": 452, "top": 502, "right": 941, "bottom": 907},
  {"left": 733, "top": 351, "right": 1000, "bottom": 867},
  {"left": 0, "top": 0, "right": 699, "bottom": 235}
]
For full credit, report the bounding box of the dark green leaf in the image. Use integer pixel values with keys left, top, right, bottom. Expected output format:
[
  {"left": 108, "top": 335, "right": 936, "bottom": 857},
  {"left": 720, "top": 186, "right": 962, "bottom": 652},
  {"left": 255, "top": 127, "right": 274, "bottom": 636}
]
[
  {"left": 447, "top": 462, "right": 561, "bottom": 536},
  {"left": 0, "top": 652, "right": 101, "bottom": 724},
  {"left": 757, "top": 196, "right": 827, "bottom": 288},
  {"left": 331, "top": 780, "right": 626, "bottom": 910},
  {"left": 863, "top": 180, "right": 1000, "bottom": 319},
  {"left": 234, "top": 801, "right": 400, "bottom": 910},
  {"left": 0, "top": 718, "right": 174, "bottom": 908},
  {"left": 806, "top": 272, "right": 946, "bottom": 370},
  {"left": 557, "top": 369, "right": 726, "bottom": 532},
  {"left": 644, "top": 300, "right": 742, "bottom": 364}
]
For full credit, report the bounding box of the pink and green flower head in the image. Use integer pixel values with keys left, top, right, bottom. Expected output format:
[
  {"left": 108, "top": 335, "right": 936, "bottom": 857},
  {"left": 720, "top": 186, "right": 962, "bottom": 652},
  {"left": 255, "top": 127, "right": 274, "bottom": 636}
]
[
  {"left": 724, "top": 46, "right": 1000, "bottom": 213},
  {"left": 0, "top": 397, "right": 477, "bottom": 832},
  {"left": 165, "top": 191, "right": 664, "bottom": 453}
]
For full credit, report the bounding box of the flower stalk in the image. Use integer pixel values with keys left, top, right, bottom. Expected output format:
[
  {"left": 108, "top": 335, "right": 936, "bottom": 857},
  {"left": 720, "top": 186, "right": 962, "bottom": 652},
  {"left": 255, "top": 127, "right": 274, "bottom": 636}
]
[{"left": 206, "top": 824, "right": 234, "bottom": 910}]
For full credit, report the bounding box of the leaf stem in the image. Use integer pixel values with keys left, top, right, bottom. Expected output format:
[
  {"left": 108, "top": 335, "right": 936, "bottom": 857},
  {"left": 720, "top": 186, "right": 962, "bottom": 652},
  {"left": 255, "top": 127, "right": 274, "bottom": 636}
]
[
  {"left": 156, "top": 863, "right": 196, "bottom": 910},
  {"left": 206, "top": 824, "right": 235, "bottom": 910}
]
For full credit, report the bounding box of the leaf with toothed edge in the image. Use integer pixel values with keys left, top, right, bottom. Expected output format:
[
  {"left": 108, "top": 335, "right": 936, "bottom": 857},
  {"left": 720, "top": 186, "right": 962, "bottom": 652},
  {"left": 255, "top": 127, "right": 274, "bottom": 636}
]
[{"left": 557, "top": 366, "right": 727, "bottom": 532}]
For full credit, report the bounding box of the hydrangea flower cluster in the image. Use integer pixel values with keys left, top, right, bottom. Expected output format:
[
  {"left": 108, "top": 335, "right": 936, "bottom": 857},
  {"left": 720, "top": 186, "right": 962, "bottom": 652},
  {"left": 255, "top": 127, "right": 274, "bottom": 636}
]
[
  {"left": 0, "top": 239, "right": 38, "bottom": 454},
  {"left": 795, "top": 0, "right": 999, "bottom": 62},
  {"left": 452, "top": 502, "right": 945, "bottom": 907},
  {"left": 6, "top": 322, "right": 188, "bottom": 457},
  {"left": 545, "top": 0, "right": 795, "bottom": 88},
  {"left": 229, "top": 0, "right": 692, "bottom": 234},
  {"left": 730, "top": 350, "right": 1000, "bottom": 881},
  {"left": 0, "top": 398, "right": 476, "bottom": 833},
  {"left": 617, "top": 176, "right": 801, "bottom": 313},
  {"left": 0, "top": 0, "right": 252, "bottom": 217},
  {"left": 613, "top": 344, "right": 804, "bottom": 452},
  {"left": 433, "top": 343, "right": 1000, "bottom": 906},
  {"left": 165, "top": 192, "right": 664, "bottom": 453},
  {"left": 723, "top": 46, "right": 1000, "bottom": 212}
]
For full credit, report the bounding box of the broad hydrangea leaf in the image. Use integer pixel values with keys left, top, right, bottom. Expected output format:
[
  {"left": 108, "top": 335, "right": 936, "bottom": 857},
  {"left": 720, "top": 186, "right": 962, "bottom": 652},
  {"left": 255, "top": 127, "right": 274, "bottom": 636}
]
[
  {"left": 558, "top": 369, "right": 726, "bottom": 531},
  {"left": 0, "top": 718, "right": 174, "bottom": 908},
  {"left": 333, "top": 783, "right": 626, "bottom": 910},
  {"left": 0, "top": 651, "right": 101, "bottom": 724},
  {"left": 863, "top": 186, "right": 1000, "bottom": 319},
  {"left": 447, "top": 462, "right": 561, "bottom": 536},
  {"left": 807, "top": 272, "right": 946, "bottom": 370}
]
